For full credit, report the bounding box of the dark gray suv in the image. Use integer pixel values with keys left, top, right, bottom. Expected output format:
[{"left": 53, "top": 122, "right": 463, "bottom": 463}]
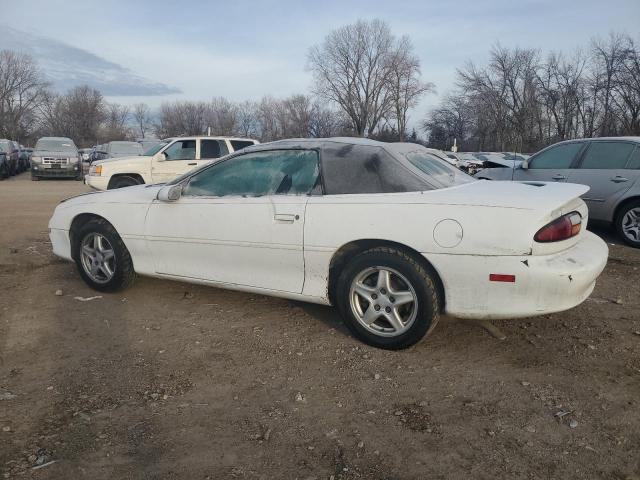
[{"left": 475, "top": 137, "right": 640, "bottom": 247}]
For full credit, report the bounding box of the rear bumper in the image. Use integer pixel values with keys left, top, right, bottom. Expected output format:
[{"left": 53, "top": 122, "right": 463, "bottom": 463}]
[{"left": 428, "top": 231, "right": 608, "bottom": 319}]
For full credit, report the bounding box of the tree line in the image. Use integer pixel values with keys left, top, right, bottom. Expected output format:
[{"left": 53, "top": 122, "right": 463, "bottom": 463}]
[
  {"left": 0, "top": 19, "right": 431, "bottom": 148},
  {"left": 424, "top": 33, "right": 640, "bottom": 153},
  {"left": 1, "top": 21, "right": 638, "bottom": 153}
]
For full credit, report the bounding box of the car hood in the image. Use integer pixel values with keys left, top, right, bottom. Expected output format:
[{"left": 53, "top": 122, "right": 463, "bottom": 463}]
[{"left": 60, "top": 184, "right": 163, "bottom": 208}]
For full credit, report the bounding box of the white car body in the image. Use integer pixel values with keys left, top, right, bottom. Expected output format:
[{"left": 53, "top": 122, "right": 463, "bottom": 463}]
[
  {"left": 85, "top": 136, "right": 258, "bottom": 190},
  {"left": 50, "top": 139, "right": 608, "bottom": 322}
]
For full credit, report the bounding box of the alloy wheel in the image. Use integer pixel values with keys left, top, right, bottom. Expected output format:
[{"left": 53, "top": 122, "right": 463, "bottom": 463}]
[
  {"left": 349, "top": 266, "right": 418, "bottom": 337},
  {"left": 80, "top": 233, "right": 116, "bottom": 284},
  {"left": 622, "top": 207, "right": 640, "bottom": 243}
]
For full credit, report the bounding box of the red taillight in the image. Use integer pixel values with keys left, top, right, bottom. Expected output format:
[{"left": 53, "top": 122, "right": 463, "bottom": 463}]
[{"left": 534, "top": 212, "right": 582, "bottom": 243}]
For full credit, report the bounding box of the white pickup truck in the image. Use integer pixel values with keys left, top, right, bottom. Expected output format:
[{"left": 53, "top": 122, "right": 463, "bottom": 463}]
[{"left": 85, "top": 136, "right": 258, "bottom": 190}]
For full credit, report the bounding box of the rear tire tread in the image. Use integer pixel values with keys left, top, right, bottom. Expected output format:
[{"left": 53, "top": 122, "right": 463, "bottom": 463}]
[{"left": 336, "top": 246, "right": 440, "bottom": 350}]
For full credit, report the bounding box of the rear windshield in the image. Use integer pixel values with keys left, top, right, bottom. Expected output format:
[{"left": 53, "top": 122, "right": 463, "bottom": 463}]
[
  {"left": 403, "top": 151, "right": 475, "bottom": 188},
  {"left": 230, "top": 140, "right": 255, "bottom": 151},
  {"left": 110, "top": 142, "right": 143, "bottom": 155},
  {"left": 35, "top": 138, "right": 77, "bottom": 153},
  {"left": 321, "top": 143, "right": 431, "bottom": 194}
]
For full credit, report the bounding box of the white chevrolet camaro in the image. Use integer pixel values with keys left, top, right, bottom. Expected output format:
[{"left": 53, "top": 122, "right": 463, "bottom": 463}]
[{"left": 49, "top": 138, "right": 608, "bottom": 349}]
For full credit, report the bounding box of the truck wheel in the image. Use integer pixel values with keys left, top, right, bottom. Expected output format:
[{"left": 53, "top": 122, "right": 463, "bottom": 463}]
[
  {"left": 74, "top": 218, "right": 136, "bottom": 292},
  {"left": 109, "top": 176, "right": 140, "bottom": 189},
  {"left": 616, "top": 200, "right": 640, "bottom": 248},
  {"left": 335, "top": 247, "right": 440, "bottom": 350}
]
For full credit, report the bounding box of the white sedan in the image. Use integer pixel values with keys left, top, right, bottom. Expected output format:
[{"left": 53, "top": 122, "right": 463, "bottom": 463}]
[{"left": 49, "top": 138, "right": 608, "bottom": 349}]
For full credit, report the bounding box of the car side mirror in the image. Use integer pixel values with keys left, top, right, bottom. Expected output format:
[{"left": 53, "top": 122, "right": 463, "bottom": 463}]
[
  {"left": 521, "top": 160, "right": 529, "bottom": 170},
  {"left": 158, "top": 151, "right": 168, "bottom": 161},
  {"left": 157, "top": 184, "right": 183, "bottom": 202}
]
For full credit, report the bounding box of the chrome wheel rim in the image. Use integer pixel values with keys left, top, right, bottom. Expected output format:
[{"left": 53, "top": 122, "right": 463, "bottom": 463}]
[
  {"left": 80, "top": 233, "right": 116, "bottom": 284},
  {"left": 622, "top": 208, "right": 640, "bottom": 242},
  {"left": 349, "top": 266, "right": 418, "bottom": 337}
]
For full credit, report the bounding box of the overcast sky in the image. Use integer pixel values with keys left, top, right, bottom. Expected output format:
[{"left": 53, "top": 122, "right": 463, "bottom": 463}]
[{"left": 2, "top": 0, "right": 639, "bottom": 124}]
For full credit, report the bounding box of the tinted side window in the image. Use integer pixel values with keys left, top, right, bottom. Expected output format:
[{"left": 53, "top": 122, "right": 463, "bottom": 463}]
[
  {"left": 200, "top": 140, "right": 229, "bottom": 159},
  {"left": 321, "top": 144, "right": 429, "bottom": 194},
  {"left": 530, "top": 142, "right": 583, "bottom": 169},
  {"left": 230, "top": 140, "right": 255, "bottom": 151},
  {"left": 184, "top": 150, "right": 319, "bottom": 197},
  {"left": 580, "top": 142, "right": 635, "bottom": 169},
  {"left": 627, "top": 147, "right": 640, "bottom": 169},
  {"left": 164, "top": 140, "right": 196, "bottom": 160}
]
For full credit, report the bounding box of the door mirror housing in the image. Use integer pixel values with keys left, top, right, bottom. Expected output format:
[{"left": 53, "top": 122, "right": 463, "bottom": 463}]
[
  {"left": 521, "top": 159, "right": 529, "bottom": 170},
  {"left": 157, "top": 184, "right": 183, "bottom": 202},
  {"left": 157, "top": 151, "right": 168, "bottom": 161}
]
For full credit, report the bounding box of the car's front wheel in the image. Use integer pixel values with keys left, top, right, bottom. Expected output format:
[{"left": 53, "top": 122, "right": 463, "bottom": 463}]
[
  {"left": 616, "top": 200, "right": 640, "bottom": 248},
  {"left": 336, "top": 247, "right": 441, "bottom": 350},
  {"left": 74, "top": 218, "right": 136, "bottom": 292}
]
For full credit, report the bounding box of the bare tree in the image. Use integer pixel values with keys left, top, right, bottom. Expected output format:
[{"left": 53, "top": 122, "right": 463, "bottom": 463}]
[
  {"left": 0, "top": 50, "right": 48, "bottom": 142},
  {"left": 132, "top": 103, "right": 152, "bottom": 139},
  {"left": 388, "top": 36, "right": 434, "bottom": 140},
  {"left": 308, "top": 19, "right": 398, "bottom": 136},
  {"left": 101, "top": 103, "right": 131, "bottom": 141}
]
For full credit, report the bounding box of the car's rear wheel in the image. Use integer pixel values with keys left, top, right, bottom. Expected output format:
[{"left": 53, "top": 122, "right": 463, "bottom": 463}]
[
  {"left": 109, "top": 176, "right": 140, "bottom": 189},
  {"left": 616, "top": 200, "right": 640, "bottom": 248},
  {"left": 336, "top": 247, "right": 440, "bottom": 350},
  {"left": 73, "top": 218, "right": 136, "bottom": 292}
]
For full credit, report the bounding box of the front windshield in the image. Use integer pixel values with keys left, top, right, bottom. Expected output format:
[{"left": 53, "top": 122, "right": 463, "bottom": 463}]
[
  {"left": 143, "top": 142, "right": 167, "bottom": 156},
  {"left": 110, "top": 142, "right": 143, "bottom": 155},
  {"left": 35, "top": 138, "right": 77, "bottom": 153}
]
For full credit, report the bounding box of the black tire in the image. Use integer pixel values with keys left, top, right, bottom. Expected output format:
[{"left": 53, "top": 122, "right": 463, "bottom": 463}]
[
  {"left": 335, "top": 247, "right": 440, "bottom": 350},
  {"left": 73, "top": 218, "right": 136, "bottom": 292},
  {"left": 109, "top": 175, "right": 140, "bottom": 189},
  {"left": 0, "top": 164, "right": 8, "bottom": 179},
  {"left": 615, "top": 200, "right": 640, "bottom": 248}
]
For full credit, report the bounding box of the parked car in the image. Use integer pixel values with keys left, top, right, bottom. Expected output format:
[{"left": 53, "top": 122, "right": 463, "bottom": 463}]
[
  {"left": 0, "top": 150, "right": 10, "bottom": 179},
  {"left": 91, "top": 141, "right": 145, "bottom": 162},
  {"left": 50, "top": 138, "right": 607, "bottom": 350},
  {"left": 86, "top": 136, "right": 259, "bottom": 190},
  {"left": 19, "top": 146, "right": 32, "bottom": 171},
  {"left": 475, "top": 138, "right": 640, "bottom": 247},
  {"left": 456, "top": 153, "right": 486, "bottom": 175},
  {"left": 31, "top": 137, "right": 81, "bottom": 180},
  {"left": 137, "top": 138, "right": 163, "bottom": 152},
  {"left": 0, "top": 139, "right": 20, "bottom": 176}
]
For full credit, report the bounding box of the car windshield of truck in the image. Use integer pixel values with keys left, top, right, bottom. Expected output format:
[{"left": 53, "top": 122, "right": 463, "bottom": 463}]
[{"left": 143, "top": 143, "right": 167, "bottom": 156}]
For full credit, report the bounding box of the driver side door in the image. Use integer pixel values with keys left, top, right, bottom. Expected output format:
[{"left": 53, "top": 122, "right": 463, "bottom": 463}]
[
  {"left": 144, "top": 148, "right": 320, "bottom": 293},
  {"left": 151, "top": 139, "right": 198, "bottom": 183},
  {"left": 513, "top": 141, "right": 585, "bottom": 183}
]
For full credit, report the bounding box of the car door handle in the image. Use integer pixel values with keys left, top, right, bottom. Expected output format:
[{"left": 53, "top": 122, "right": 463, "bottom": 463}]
[
  {"left": 187, "top": 162, "right": 197, "bottom": 166},
  {"left": 552, "top": 174, "right": 566, "bottom": 180},
  {"left": 611, "top": 175, "right": 629, "bottom": 183},
  {"left": 274, "top": 214, "right": 298, "bottom": 223}
]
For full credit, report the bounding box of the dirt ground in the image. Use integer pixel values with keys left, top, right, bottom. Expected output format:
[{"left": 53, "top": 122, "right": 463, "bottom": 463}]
[{"left": 0, "top": 173, "right": 639, "bottom": 480}]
